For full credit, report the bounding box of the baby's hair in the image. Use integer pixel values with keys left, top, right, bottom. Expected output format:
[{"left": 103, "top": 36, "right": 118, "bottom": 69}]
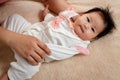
[{"left": 84, "top": 7, "right": 115, "bottom": 39}]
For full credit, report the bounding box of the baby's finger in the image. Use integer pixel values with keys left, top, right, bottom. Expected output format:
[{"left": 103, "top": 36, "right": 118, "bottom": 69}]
[
  {"left": 46, "top": 5, "right": 49, "bottom": 9},
  {"left": 45, "top": 5, "right": 49, "bottom": 13},
  {"left": 31, "top": 51, "right": 43, "bottom": 62}
]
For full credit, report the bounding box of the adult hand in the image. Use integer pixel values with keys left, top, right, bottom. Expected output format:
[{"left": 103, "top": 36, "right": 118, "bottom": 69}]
[
  {"left": 0, "top": 0, "right": 8, "bottom": 4},
  {"left": 0, "top": 27, "right": 51, "bottom": 65},
  {"left": 11, "top": 34, "right": 51, "bottom": 65}
]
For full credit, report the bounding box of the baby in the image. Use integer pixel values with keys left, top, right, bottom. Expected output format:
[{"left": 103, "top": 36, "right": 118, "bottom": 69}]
[{"left": 1, "top": 4, "right": 115, "bottom": 80}]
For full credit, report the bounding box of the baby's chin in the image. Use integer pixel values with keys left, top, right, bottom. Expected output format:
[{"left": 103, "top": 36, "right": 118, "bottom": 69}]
[{"left": 79, "top": 36, "right": 92, "bottom": 41}]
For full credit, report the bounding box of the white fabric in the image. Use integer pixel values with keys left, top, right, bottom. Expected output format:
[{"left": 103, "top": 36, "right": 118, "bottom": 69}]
[{"left": 2, "top": 9, "right": 90, "bottom": 80}]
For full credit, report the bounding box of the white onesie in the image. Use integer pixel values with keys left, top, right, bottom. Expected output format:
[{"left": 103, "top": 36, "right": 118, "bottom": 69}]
[{"left": 2, "top": 8, "right": 90, "bottom": 80}]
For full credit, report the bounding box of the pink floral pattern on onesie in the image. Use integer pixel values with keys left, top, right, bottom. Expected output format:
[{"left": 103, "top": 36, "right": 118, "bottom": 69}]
[
  {"left": 51, "top": 16, "right": 64, "bottom": 29},
  {"left": 76, "top": 46, "right": 90, "bottom": 55},
  {"left": 51, "top": 7, "right": 77, "bottom": 29}
]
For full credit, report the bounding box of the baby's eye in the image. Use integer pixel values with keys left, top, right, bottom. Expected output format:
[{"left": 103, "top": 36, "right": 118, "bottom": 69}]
[
  {"left": 91, "top": 27, "right": 95, "bottom": 32},
  {"left": 87, "top": 17, "right": 90, "bottom": 22}
]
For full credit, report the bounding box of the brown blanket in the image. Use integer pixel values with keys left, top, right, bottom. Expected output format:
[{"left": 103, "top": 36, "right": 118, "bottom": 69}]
[{"left": 0, "top": 0, "right": 120, "bottom": 80}]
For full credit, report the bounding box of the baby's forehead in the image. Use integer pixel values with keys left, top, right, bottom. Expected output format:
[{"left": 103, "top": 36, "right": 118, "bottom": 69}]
[
  {"left": 87, "top": 12, "right": 104, "bottom": 21},
  {"left": 86, "top": 11, "right": 102, "bottom": 15}
]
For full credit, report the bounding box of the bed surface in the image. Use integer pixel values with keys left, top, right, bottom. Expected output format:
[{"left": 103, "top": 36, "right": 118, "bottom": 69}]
[{"left": 0, "top": 0, "right": 120, "bottom": 80}]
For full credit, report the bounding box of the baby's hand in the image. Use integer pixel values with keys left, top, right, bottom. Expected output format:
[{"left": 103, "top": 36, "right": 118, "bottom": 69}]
[{"left": 40, "top": 5, "right": 50, "bottom": 20}]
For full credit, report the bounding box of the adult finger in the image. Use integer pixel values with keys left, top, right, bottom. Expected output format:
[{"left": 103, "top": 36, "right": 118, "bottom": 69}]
[
  {"left": 31, "top": 51, "right": 43, "bottom": 63},
  {"left": 26, "top": 56, "right": 39, "bottom": 65},
  {"left": 35, "top": 46, "right": 47, "bottom": 59},
  {"left": 37, "top": 40, "right": 51, "bottom": 55}
]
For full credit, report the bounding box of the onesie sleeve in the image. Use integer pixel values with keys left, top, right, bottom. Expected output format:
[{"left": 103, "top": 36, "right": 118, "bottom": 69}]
[{"left": 44, "top": 13, "right": 55, "bottom": 22}]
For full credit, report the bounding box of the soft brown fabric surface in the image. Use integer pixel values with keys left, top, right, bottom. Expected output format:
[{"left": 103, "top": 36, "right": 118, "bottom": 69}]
[{"left": 0, "top": 0, "right": 120, "bottom": 80}]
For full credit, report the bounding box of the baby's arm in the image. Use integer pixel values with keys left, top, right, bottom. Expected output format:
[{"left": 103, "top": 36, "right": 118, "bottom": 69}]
[{"left": 1, "top": 74, "right": 8, "bottom": 80}]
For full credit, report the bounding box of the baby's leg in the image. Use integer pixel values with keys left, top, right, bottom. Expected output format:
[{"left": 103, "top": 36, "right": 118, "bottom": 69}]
[
  {"left": 2, "top": 14, "right": 31, "bottom": 33},
  {"left": 1, "top": 74, "right": 9, "bottom": 80},
  {"left": 8, "top": 51, "right": 42, "bottom": 80}
]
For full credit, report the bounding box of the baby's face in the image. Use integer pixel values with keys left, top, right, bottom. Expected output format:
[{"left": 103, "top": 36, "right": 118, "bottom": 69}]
[{"left": 73, "top": 12, "right": 106, "bottom": 41}]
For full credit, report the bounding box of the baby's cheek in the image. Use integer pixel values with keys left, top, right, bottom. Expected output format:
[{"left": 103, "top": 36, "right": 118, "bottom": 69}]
[{"left": 86, "top": 30, "right": 92, "bottom": 34}]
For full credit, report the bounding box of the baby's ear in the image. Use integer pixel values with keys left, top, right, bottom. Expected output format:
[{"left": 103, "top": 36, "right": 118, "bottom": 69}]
[{"left": 90, "top": 37, "right": 98, "bottom": 41}]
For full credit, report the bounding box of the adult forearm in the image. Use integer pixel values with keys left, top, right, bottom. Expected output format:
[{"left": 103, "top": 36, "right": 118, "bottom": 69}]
[
  {"left": 0, "top": 0, "right": 8, "bottom": 4},
  {"left": 0, "top": 27, "right": 14, "bottom": 46},
  {"left": 45, "top": 0, "right": 70, "bottom": 14}
]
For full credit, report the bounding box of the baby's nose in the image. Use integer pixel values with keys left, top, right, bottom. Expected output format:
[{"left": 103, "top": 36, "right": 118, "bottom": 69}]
[{"left": 84, "top": 23, "right": 91, "bottom": 29}]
